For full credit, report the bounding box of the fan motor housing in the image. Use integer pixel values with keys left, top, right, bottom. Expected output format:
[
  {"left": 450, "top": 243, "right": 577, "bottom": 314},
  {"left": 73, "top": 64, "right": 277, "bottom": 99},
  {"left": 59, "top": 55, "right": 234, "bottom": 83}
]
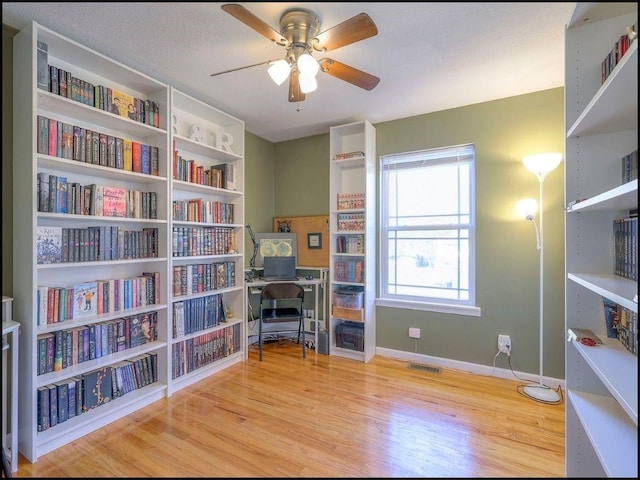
[{"left": 279, "top": 9, "right": 320, "bottom": 45}]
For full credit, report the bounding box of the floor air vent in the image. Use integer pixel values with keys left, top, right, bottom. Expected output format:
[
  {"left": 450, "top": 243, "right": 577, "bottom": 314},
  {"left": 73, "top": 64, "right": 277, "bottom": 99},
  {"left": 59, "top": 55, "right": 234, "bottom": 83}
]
[{"left": 408, "top": 362, "right": 441, "bottom": 373}]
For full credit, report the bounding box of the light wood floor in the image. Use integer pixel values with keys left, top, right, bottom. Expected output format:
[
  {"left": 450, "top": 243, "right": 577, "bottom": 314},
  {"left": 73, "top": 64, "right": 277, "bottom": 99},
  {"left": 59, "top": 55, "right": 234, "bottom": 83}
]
[{"left": 14, "top": 342, "right": 565, "bottom": 478}]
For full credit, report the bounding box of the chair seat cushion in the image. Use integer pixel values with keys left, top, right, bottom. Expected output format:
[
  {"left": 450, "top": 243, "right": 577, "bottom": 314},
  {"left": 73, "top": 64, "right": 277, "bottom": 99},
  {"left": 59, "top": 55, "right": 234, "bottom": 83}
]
[{"left": 261, "top": 307, "right": 302, "bottom": 321}]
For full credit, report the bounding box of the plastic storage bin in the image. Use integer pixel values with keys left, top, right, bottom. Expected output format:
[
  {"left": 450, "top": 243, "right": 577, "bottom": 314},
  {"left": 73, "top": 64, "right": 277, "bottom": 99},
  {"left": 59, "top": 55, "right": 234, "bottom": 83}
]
[
  {"left": 333, "top": 286, "right": 364, "bottom": 309},
  {"left": 335, "top": 321, "right": 364, "bottom": 351}
]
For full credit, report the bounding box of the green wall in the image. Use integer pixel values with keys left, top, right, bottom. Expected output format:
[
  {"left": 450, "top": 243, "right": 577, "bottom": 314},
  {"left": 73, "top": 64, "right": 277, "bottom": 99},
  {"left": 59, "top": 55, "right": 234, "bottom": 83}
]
[
  {"left": 2, "top": 23, "right": 565, "bottom": 379},
  {"left": 269, "top": 89, "right": 565, "bottom": 380}
]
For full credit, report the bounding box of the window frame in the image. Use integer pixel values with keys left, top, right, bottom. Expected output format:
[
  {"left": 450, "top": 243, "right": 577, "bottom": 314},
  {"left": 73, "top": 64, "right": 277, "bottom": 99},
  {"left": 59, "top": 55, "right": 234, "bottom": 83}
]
[{"left": 377, "top": 143, "right": 480, "bottom": 316}]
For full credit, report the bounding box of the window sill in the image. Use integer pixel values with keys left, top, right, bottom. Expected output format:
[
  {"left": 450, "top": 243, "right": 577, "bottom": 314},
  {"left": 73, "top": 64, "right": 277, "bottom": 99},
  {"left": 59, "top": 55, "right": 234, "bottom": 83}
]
[{"left": 375, "top": 298, "right": 481, "bottom": 317}]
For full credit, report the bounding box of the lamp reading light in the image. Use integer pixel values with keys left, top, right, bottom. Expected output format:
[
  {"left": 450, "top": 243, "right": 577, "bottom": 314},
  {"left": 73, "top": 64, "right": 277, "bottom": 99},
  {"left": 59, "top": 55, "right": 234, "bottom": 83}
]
[
  {"left": 267, "top": 59, "right": 291, "bottom": 86},
  {"left": 515, "top": 198, "right": 537, "bottom": 220}
]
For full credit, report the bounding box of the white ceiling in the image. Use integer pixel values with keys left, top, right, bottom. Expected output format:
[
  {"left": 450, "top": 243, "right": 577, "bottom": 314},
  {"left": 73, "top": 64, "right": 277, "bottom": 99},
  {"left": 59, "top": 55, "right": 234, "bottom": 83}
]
[{"left": 2, "top": 2, "right": 576, "bottom": 143}]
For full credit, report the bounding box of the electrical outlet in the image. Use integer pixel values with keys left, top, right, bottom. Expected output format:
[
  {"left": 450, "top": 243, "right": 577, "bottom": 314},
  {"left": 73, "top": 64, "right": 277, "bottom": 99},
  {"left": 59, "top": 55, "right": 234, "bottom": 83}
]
[
  {"left": 498, "top": 334, "right": 511, "bottom": 354},
  {"left": 409, "top": 327, "right": 421, "bottom": 339}
]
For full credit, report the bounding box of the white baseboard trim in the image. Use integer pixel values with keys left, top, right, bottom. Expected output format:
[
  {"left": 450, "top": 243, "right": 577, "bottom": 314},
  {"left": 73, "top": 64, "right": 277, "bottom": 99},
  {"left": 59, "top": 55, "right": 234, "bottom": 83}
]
[{"left": 375, "top": 346, "right": 565, "bottom": 391}]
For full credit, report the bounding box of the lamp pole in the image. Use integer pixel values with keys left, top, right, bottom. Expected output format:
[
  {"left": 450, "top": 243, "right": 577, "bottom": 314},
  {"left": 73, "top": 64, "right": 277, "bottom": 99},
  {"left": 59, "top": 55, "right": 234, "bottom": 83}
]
[
  {"left": 536, "top": 177, "right": 546, "bottom": 388},
  {"left": 521, "top": 152, "right": 562, "bottom": 403}
]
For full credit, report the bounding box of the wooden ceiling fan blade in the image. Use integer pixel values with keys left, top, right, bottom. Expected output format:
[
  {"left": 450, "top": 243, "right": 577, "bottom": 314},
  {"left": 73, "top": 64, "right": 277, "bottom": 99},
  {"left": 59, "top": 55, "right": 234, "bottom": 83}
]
[
  {"left": 319, "top": 58, "right": 380, "bottom": 91},
  {"left": 210, "top": 59, "right": 277, "bottom": 77},
  {"left": 288, "top": 69, "right": 306, "bottom": 103},
  {"left": 312, "top": 13, "right": 378, "bottom": 52},
  {"left": 221, "top": 4, "right": 287, "bottom": 46}
]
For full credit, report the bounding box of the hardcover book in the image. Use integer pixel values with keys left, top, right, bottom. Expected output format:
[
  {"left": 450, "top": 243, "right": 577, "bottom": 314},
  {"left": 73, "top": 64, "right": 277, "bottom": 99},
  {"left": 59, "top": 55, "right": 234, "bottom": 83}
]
[
  {"left": 54, "top": 380, "right": 69, "bottom": 424},
  {"left": 37, "top": 386, "right": 50, "bottom": 431},
  {"left": 37, "top": 172, "right": 50, "bottom": 213},
  {"left": 36, "top": 226, "right": 62, "bottom": 264},
  {"left": 48, "top": 384, "right": 58, "bottom": 427},
  {"left": 37, "top": 40, "right": 49, "bottom": 90},
  {"left": 37, "top": 115, "right": 49, "bottom": 154},
  {"left": 128, "top": 313, "right": 154, "bottom": 348},
  {"left": 123, "top": 138, "right": 133, "bottom": 171},
  {"left": 72, "top": 281, "right": 98, "bottom": 317},
  {"left": 111, "top": 89, "right": 134, "bottom": 118},
  {"left": 103, "top": 186, "right": 128, "bottom": 218},
  {"left": 82, "top": 367, "right": 113, "bottom": 412}
]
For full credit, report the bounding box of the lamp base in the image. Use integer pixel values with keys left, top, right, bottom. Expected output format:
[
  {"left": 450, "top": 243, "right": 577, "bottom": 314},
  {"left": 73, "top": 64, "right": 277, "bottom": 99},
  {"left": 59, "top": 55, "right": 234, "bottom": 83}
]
[{"left": 523, "top": 383, "right": 561, "bottom": 403}]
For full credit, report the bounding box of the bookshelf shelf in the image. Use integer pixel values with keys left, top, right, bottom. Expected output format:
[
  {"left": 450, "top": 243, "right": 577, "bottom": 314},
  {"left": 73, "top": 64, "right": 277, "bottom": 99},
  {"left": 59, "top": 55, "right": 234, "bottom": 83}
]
[
  {"left": 328, "top": 121, "right": 376, "bottom": 362},
  {"left": 566, "top": 41, "right": 637, "bottom": 138},
  {"left": 567, "top": 391, "right": 637, "bottom": 477},
  {"left": 567, "top": 179, "right": 637, "bottom": 213},
  {"left": 12, "top": 21, "right": 245, "bottom": 463},
  {"left": 564, "top": 4, "right": 638, "bottom": 477}
]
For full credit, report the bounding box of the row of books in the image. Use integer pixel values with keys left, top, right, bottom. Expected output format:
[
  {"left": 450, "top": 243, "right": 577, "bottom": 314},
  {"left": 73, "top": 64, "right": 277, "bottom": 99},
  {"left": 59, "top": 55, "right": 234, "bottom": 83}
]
[
  {"left": 171, "top": 226, "right": 236, "bottom": 257},
  {"left": 172, "top": 262, "right": 236, "bottom": 297},
  {"left": 37, "top": 173, "right": 158, "bottom": 219},
  {"left": 621, "top": 149, "right": 638, "bottom": 183},
  {"left": 337, "top": 213, "right": 366, "bottom": 231},
  {"left": 171, "top": 323, "right": 241, "bottom": 379},
  {"left": 173, "top": 151, "right": 237, "bottom": 190},
  {"left": 336, "top": 235, "right": 365, "bottom": 254},
  {"left": 337, "top": 192, "right": 365, "bottom": 210},
  {"left": 37, "top": 352, "right": 158, "bottom": 432},
  {"left": 37, "top": 41, "right": 160, "bottom": 128},
  {"left": 601, "top": 24, "right": 636, "bottom": 84},
  {"left": 603, "top": 298, "right": 637, "bottom": 357},
  {"left": 172, "top": 198, "right": 235, "bottom": 224},
  {"left": 172, "top": 293, "right": 226, "bottom": 338},
  {"left": 37, "top": 312, "right": 158, "bottom": 375},
  {"left": 613, "top": 215, "right": 637, "bottom": 281},
  {"left": 37, "top": 273, "right": 160, "bottom": 325},
  {"left": 36, "top": 225, "right": 159, "bottom": 264},
  {"left": 36, "top": 115, "right": 160, "bottom": 175},
  {"left": 334, "top": 260, "right": 365, "bottom": 283}
]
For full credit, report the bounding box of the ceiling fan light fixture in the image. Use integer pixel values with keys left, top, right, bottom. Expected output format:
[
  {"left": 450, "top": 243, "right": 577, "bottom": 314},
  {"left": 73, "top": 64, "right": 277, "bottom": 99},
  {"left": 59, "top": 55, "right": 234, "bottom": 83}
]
[
  {"left": 299, "top": 72, "right": 318, "bottom": 93},
  {"left": 297, "top": 52, "right": 319, "bottom": 76},
  {"left": 267, "top": 59, "right": 291, "bottom": 86}
]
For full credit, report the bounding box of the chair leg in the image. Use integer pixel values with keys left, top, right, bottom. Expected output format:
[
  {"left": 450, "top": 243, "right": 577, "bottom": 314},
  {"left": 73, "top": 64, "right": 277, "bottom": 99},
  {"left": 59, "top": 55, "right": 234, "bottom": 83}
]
[
  {"left": 258, "top": 317, "right": 263, "bottom": 361},
  {"left": 301, "top": 317, "right": 306, "bottom": 358}
]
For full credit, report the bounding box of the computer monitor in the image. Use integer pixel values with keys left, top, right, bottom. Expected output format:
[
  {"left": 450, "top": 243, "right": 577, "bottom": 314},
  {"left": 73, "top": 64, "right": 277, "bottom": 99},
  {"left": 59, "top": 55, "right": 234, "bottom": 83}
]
[{"left": 262, "top": 255, "right": 297, "bottom": 280}]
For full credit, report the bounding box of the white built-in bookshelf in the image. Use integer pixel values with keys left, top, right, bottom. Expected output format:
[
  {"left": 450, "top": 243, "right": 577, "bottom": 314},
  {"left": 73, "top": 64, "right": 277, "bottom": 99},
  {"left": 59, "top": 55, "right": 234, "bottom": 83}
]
[
  {"left": 12, "top": 21, "right": 245, "bottom": 462},
  {"left": 328, "top": 121, "right": 376, "bottom": 362},
  {"left": 564, "top": 3, "right": 637, "bottom": 477},
  {"left": 168, "top": 87, "right": 245, "bottom": 394}
]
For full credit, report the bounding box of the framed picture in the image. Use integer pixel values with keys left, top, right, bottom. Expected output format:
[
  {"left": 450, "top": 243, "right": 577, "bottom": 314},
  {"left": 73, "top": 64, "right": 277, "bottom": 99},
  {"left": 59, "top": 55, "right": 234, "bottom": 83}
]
[
  {"left": 253, "top": 232, "right": 297, "bottom": 268},
  {"left": 307, "top": 232, "right": 322, "bottom": 249}
]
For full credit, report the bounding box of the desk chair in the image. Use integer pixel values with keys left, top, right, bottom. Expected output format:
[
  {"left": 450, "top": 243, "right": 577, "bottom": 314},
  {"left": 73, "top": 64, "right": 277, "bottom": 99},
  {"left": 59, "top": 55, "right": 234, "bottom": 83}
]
[{"left": 258, "top": 282, "right": 305, "bottom": 361}]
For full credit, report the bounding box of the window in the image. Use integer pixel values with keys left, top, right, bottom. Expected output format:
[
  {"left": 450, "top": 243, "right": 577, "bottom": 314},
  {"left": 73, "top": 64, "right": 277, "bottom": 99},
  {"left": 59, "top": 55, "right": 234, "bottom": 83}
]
[{"left": 379, "top": 143, "right": 479, "bottom": 316}]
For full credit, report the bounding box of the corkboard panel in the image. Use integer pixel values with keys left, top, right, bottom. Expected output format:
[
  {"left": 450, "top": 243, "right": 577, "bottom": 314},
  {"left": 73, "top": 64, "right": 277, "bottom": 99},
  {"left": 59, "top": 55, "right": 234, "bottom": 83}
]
[{"left": 273, "top": 215, "right": 329, "bottom": 267}]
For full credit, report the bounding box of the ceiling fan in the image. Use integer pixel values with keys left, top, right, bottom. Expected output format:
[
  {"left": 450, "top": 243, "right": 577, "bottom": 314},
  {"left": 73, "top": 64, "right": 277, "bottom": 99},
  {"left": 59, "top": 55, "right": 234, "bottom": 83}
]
[{"left": 211, "top": 4, "right": 380, "bottom": 103}]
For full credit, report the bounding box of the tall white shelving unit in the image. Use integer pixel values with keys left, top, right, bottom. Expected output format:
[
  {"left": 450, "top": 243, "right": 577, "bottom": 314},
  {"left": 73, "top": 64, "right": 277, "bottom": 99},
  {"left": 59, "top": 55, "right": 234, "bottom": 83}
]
[
  {"left": 564, "top": 4, "right": 637, "bottom": 477},
  {"left": 12, "top": 21, "right": 245, "bottom": 463},
  {"left": 328, "top": 121, "right": 376, "bottom": 362},
  {"left": 168, "top": 88, "right": 245, "bottom": 394},
  {"left": 2, "top": 296, "right": 19, "bottom": 473}
]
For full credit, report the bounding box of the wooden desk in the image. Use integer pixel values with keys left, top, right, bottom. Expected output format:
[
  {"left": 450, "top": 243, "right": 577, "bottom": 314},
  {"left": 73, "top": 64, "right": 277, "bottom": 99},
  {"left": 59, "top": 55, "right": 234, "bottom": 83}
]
[{"left": 244, "top": 277, "right": 326, "bottom": 359}]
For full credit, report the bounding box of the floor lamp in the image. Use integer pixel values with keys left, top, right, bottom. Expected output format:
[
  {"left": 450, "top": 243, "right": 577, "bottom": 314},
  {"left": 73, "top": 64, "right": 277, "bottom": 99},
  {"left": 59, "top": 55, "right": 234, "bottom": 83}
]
[{"left": 516, "top": 152, "right": 562, "bottom": 403}]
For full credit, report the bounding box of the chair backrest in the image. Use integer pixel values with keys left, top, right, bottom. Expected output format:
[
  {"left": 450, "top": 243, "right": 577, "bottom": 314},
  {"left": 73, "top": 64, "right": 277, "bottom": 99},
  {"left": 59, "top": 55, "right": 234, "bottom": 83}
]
[{"left": 260, "top": 282, "right": 304, "bottom": 301}]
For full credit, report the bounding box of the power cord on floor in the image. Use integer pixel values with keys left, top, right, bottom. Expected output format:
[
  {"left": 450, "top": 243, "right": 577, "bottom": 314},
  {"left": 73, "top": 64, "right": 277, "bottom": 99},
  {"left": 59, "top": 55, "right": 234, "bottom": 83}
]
[{"left": 491, "top": 346, "right": 564, "bottom": 405}]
